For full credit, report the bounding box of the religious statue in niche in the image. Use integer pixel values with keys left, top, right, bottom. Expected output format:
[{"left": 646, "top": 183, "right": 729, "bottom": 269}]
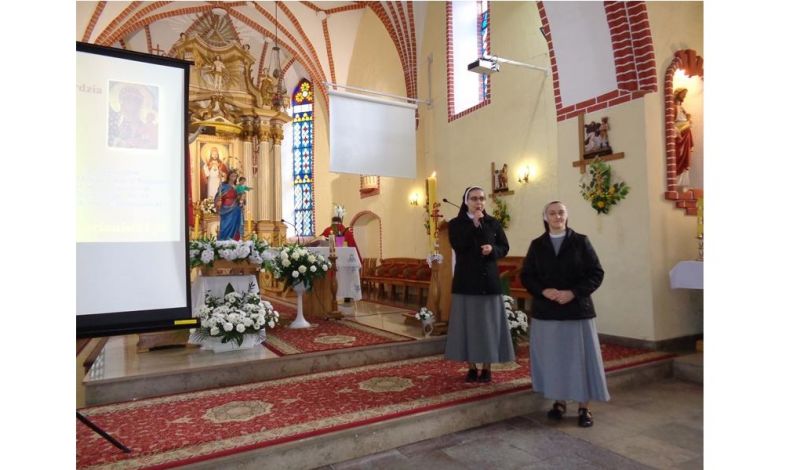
[
  {"left": 583, "top": 117, "right": 613, "bottom": 159},
  {"left": 673, "top": 88, "right": 694, "bottom": 188},
  {"left": 492, "top": 163, "right": 510, "bottom": 193}
]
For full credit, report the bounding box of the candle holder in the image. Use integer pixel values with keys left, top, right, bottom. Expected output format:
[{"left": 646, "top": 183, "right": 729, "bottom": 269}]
[{"left": 696, "top": 234, "right": 703, "bottom": 261}]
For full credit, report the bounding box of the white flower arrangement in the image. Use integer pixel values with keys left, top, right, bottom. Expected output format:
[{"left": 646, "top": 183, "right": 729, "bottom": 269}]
[
  {"left": 503, "top": 295, "right": 529, "bottom": 345},
  {"left": 200, "top": 197, "right": 218, "bottom": 215},
  {"left": 189, "top": 235, "right": 274, "bottom": 270},
  {"left": 267, "top": 243, "right": 332, "bottom": 290},
  {"left": 415, "top": 307, "right": 434, "bottom": 322},
  {"left": 425, "top": 252, "right": 444, "bottom": 268},
  {"left": 194, "top": 282, "right": 279, "bottom": 346}
]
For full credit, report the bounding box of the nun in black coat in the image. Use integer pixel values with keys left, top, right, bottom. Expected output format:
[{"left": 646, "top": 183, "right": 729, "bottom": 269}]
[{"left": 444, "top": 186, "right": 515, "bottom": 383}]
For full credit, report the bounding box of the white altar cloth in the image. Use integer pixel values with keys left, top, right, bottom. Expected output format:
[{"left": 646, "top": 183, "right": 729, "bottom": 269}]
[
  {"left": 669, "top": 261, "right": 703, "bottom": 290},
  {"left": 307, "top": 247, "right": 362, "bottom": 301}
]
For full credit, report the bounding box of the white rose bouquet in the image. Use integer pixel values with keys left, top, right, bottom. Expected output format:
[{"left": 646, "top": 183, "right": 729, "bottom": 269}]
[
  {"left": 194, "top": 282, "right": 279, "bottom": 346},
  {"left": 267, "top": 243, "right": 332, "bottom": 290},
  {"left": 415, "top": 307, "right": 434, "bottom": 321},
  {"left": 189, "top": 235, "right": 273, "bottom": 269},
  {"left": 503, "top": 295, "right": 529, "bottom": 346}
]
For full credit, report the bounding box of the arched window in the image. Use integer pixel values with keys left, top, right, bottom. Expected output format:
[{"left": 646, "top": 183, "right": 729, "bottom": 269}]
[
  {"left": 447, "top": 0, "right": 491, "bottom": 121},
  {"left": 291, "top": 79, "right": 315, "bottom": 236}
]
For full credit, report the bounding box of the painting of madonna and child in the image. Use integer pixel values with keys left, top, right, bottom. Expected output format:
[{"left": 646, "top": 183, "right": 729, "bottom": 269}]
[{"left": 107, "top": 81, "right": 159, "bottom": 150}]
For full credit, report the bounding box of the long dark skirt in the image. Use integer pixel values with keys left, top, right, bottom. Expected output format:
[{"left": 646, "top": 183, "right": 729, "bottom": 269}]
[{"left": 444, "top": 294, "right": 515, "bottom": 363}]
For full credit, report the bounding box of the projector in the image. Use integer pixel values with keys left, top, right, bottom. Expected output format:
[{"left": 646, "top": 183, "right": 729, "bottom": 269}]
[{"left": 467, "top": 58, "right": 499, "bottom": 74}]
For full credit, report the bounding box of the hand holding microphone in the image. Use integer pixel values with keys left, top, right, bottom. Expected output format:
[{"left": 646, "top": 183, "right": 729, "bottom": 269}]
[{"left": 472, "top": 209, "right": 484, "bottom": 228}]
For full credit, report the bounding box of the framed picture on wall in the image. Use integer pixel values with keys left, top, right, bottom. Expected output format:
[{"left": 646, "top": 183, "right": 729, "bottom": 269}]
[
  {"left": 583, "top": 117, "right": 613, "bottom": 159},
  {"left": 199, "top": 141, "right": 233, "bottom": 200}
]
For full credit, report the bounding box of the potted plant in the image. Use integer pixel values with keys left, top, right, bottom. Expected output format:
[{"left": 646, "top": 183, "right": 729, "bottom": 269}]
[{"left": 415, "top": 307, "right": 435, "bottom": 337}]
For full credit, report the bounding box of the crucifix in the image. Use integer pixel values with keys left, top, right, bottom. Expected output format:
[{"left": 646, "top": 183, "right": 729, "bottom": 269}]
[
  {"left": 571, "top": 114, "right": 625, "bottom": 174},
  {"left": 152, "top": 44, "right": 166, "bottom": 56}
]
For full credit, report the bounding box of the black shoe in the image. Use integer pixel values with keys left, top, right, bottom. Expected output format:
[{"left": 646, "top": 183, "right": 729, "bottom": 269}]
[
  {"left": 478, "top": 369, "right": 492, "bottom": 383},
  {"left": 547, "top": 401, "right": 566, "bottom": 420},
  {"left": 578, "top": 407, "right": 593, "bottom": 427},
  {"left": 465, "top": 368, "right": 478, "bottom": 382}
]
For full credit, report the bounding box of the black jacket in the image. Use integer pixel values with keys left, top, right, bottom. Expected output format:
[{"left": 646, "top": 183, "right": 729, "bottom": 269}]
[
  {"left": 449, "top": 213, "right": 510, "bottom": 295},
  {"left": 520, "top": 228, "right": 604, "bottom": 321}
]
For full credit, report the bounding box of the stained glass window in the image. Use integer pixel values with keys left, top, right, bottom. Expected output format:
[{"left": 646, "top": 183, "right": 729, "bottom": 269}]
[
  {"left": 292, "top": 79, "right": 314, "bottom": 237},
  {"left": 479, "top": 0, "right": 489, "bottom": 101}
]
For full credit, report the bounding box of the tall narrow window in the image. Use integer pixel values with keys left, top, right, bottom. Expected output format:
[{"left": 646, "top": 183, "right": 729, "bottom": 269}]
[
  {"left": 291, "top": 79, "right": 314, "bottom": 237},
  {"left": 478, "top": 0, "right": 489, "bottom": 100},
  {"left": 447, "top": 0, "right": 491, "bottom": 120}
]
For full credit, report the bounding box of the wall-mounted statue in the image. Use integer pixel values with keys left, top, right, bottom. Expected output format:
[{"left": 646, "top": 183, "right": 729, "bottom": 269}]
[{"left": 673, "top": 88, "right": 694, "bottom": 188}]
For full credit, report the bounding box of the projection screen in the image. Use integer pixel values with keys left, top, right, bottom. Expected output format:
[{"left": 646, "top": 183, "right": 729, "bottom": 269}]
[
  {"left": 329, "top": 89, "right": 417, "bottom": 178},
  {"left": 76, "top": 42, "right": 193, "bottom": 337}
]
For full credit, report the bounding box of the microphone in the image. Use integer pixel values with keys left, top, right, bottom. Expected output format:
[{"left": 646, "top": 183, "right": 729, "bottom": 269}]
[
  {"left": 280, "top": 218, "right": 305, "bottom": 245},
  {"left": 442, "top": 198, "right": 460, "bottom": 209}
]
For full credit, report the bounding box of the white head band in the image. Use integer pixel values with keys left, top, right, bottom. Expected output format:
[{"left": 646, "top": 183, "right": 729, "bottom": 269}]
[{"left": 464, "top": 186, "right": 485, "bottom": 205}]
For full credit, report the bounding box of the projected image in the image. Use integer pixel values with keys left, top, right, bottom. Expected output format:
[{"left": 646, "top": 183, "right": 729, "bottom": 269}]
[
  {"left": 107, "top": 81, "right": 159, "bottom": 149},
  {"left": 199, "top": 143, "right": 234, "bottom": 200}
]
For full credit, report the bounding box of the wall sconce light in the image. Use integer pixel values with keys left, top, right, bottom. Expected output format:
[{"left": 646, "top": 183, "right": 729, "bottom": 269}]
[
  {"left": 518, "top": 166, "right": 530, "bottom": 184},
  {"left": 410, "top": 193, "right": 420, "bottom": 206}
]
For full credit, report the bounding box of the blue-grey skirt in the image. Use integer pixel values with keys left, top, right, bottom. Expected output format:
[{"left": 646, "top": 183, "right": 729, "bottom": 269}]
[
  {"left": 444, "top": 294, "right": 515, "bottom": 363},
  {"left": 529, "top": 318, "right": 610, "bottom": 403}
]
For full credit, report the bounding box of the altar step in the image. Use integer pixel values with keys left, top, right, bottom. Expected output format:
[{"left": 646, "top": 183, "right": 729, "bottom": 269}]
[
  {"left": 674, "top": 352, "right": 703, "bottom": 384},
  {"left": 182, "top": 355, "right": 679, "bottom": 470}
]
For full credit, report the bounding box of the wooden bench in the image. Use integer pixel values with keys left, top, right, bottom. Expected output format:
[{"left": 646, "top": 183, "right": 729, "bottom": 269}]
[
  {"left": 360, "top": 257, "right": 379, "bottom": 295},
  {"left": 497, "top": 256, "right": 533, "bottom": 311},
  {"left": 362, "top": 257, "right": 430, "bottom": 305}
]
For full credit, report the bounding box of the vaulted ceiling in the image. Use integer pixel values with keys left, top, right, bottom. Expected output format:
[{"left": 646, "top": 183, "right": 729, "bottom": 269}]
[{"left": 76, "top": 1, "right": 426, "bottom": 103}]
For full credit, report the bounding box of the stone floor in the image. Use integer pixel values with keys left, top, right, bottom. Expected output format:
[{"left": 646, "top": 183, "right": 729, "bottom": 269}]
[{"left": 317, "top": 378, "right": 703, "bottom": 470}]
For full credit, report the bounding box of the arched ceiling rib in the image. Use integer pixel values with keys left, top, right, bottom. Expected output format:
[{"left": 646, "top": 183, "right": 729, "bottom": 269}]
[{"left": 77, "top": 1, "right": 421, "bottom": 104}]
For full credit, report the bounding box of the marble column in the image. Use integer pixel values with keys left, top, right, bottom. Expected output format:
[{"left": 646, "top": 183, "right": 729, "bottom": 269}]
[
  {"left": 256, "top": 118, "right": 271, "bottom": 223},
  {"left": 240, "top": 117, "right": 255, "bottom": 228},
  {"left": 270, "top": 118, "right": 284, "bottom": 224}
]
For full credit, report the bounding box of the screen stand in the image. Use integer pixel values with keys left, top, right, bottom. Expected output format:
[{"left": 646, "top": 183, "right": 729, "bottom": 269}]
[{"left": 77, "top": 411, "right": 131, "bottom": 453}]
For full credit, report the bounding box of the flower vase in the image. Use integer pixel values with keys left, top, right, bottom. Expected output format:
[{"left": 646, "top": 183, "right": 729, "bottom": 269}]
[
  {"left": 195, "top": 331, "right": 265, "bottom": 353},
  {"left": 290, "top": 282, "right": 312, "bottom": 329},
  {"left": 421, "top": 318, "right": 435, "bottom": 337}
]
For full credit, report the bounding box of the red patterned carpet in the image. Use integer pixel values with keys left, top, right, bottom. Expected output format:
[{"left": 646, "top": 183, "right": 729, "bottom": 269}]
[
  {"left": 259, "top": 298, "right": 415, "bottom": 355},
  {"left": 76, "top": 344, "right": 674, "bottom": 469},
  {"left": 264, "top": 318, "right": 414, "bottom": 355}
]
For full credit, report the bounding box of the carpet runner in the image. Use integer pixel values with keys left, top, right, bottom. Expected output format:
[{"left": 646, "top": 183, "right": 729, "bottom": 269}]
[
  {"left": 264, "top": 319, "right": 414, "bottom": 355},
  {"left": 76, "top": 344, "right": 674, "bottom": 469},
  {"left": 259, "top": 298, "right": 415, "bottom": 355}
]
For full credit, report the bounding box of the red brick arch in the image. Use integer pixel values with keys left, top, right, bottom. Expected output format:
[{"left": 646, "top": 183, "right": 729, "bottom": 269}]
[{"left": 663, "top": 49, "right": 703, "bottom": 214}]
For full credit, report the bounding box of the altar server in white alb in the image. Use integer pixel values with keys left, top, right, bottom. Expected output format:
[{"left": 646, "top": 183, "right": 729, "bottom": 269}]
[{"left": 520, "top": 201, "right": 609, "bottom": 427}]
